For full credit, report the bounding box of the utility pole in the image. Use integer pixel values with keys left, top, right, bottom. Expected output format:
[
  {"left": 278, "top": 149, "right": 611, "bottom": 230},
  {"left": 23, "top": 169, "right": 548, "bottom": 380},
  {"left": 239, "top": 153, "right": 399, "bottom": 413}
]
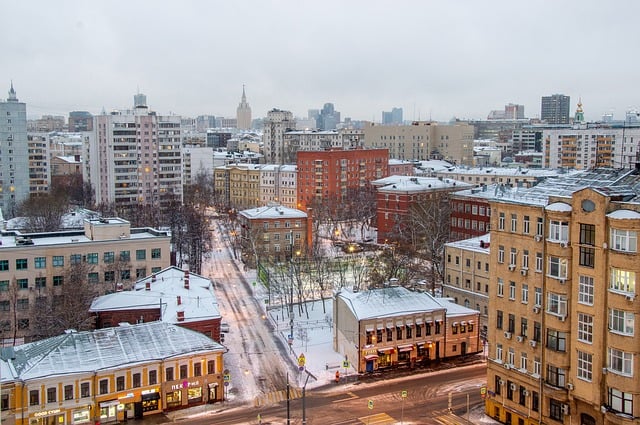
[{"left": 286, "top": 373, "right": 290, "bottom": 425}]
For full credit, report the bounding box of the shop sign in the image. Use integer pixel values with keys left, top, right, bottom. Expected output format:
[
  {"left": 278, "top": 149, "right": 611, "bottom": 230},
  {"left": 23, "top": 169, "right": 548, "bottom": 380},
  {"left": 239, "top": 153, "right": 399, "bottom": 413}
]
[
  {"left": 34, "top": 409, "right": 61, "bottom": 418},
  {"left": 362, "top": 347, "right": 377, "bottom": 356},
  {"left": 170, "top": 380, "right": 200, "bottom": 391}
]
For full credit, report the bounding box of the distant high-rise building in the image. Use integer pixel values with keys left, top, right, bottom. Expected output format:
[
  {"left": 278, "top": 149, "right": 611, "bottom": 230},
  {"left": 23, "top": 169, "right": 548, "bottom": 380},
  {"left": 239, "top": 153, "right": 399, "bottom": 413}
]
[
  {"left": 0, "top": 83, "right": 29, "bottom": 217},
  {"left": 263, "top": 109, "right": 295, "bottom": 165},
  {"left": 382, "top": 107, "right": 403, "bottom": 125},
  {"left": 88, "top": 93, "right": 183, "bottom": 211},
  {"left": 236, "top": 85, "right": 252, "bottom": 130},
  {"left": 69, "top": 111, "right": 94, "bottom": 132},
  {"left": 316, "top": 103, "right": 340, "bottom": 130},
  {"left": 541, "top": 94, "right": 570, "bottom": 124},
  {"left": 487, "top": 103, "right": 525, "bottom": 120}
]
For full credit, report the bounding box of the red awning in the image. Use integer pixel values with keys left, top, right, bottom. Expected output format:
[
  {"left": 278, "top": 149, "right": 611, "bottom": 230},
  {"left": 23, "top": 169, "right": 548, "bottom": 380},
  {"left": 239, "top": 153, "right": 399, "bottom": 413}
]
[
  {"left": 397, "top": 344, "right": 414, "bottom": 352},
  {"left": 364, "top": 354, "right": 379, "bottom": 361}
]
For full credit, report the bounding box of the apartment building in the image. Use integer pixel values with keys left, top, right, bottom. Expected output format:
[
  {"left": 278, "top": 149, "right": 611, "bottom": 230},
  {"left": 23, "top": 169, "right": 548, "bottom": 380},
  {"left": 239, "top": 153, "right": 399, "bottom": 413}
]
[
  {"left": 0, "top": 321, "right": 225, "bottom": 425},
  {"left": 88, "top": 94, "right": 183, "bottom": 211},
  {"left": 296, "top": 148, "right": 388, "bottom": 212},
  {"left": 443, "top": 234, "right": 490, "bottom": 338},
  {"left": 213, "top": 163, "right": 262, "bottom": 210},
  {"left": 259, "top": 164, "right": 297, "bottom": 209},
  {"left": 486, "top": 167, "right": 640, "bottom": 425},
  {"left": 0, "top": 217, "right": 170, "bottom": 343},
  {"left": 263, "top": 109, "right": 295, "bottom": 165},
  {"left": 362, "top": 121, "right": 474, "bottom": 166},
  {"left": 0, "top": 83, "right": 29, "bottom": 217}
]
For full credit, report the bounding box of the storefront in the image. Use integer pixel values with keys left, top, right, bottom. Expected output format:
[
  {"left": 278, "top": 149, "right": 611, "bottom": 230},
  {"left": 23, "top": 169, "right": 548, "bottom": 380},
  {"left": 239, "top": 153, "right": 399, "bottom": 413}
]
[
  {"left": 70, "top": 407, "right": 91, "bottom": 425},
  {"left": 165, "top": 379, "right": 204, "bottom": 409},
  {"left": 397, "top": 344, "right": 414, "bottom": 363},
  {"left": 207, "top": 383, "right": 219, "bottom": 403},
  {"left": 361, "top": 347, "right": 378, "bottom": 373},
  {"left": 141, "top": 390, "right": 161, "bottom": 413},
  {"left": 98, "top": 400, "right": 119, "bottom": 423},
  {"left": 377, "top": 347, "right": 394, "bottom": 368},
  {"left": 30, "top": 409, "right": 65, "bottom": 425}
]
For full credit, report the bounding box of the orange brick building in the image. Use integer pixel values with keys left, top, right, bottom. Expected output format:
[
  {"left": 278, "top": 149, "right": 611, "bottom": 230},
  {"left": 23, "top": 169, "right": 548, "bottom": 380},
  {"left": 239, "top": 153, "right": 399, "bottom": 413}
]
[{"left": 296, "top": 148, "right": 389, "bottom": 211}]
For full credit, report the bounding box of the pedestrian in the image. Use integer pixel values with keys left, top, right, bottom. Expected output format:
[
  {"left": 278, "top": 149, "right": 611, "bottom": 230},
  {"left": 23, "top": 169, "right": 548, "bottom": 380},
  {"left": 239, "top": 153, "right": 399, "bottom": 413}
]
[{"left": 335, "top": 370, "right": 340, "bottom": 383}]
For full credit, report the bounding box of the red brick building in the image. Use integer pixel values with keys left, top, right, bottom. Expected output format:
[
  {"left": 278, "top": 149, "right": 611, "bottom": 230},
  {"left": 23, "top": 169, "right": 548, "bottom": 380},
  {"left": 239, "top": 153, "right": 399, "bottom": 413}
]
[
  {"left": 89, "top": 266, "right": 224, "bottom": 342},
  {"left": 449, "top": 186, "right": 493, "bottom": 241},
  {"left": 296, "top": 148, "right": 389, "bottom": 211},
  {"left": 373, "top": 176, "right": 472, "bottom": 244}
]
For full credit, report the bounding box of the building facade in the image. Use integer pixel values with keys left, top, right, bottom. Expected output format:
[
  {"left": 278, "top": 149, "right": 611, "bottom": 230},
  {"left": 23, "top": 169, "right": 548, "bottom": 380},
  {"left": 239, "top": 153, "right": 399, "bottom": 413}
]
[
  {"left": 0, "top": 321, "right": 225, "bottom": 425},
  {"left": 362, "top": 121, "right": 475, "bottom": 166},
  {"left": 0, "top": 83, "right": 29, "bottom": 217},
  {"left": 263, "top": 109, "right": 295, "bottom": 165},
  {"left": 541, "top": 94, "right": 571, "bottom": 125},
  {"left": 0, "top": 217, "right": 171, "bottom": 343},
  {"left": 485, "top": 168, "right": 640, "bottom": 425},
  {"left": 88, "top": 94, "right": 183, "bottom": 211},
  {"left": 259, "top": 165, "right": 297, "bottom": 209},
  {"left": 333, "top": 286, "right": 481, "bottom": 373},
  {"left": 296, "top": 148, "right": 389, "bottom": 212},
  {"left": 236, "top": 86, "right": 252, "bottom": 130},
  {"left": 213, "top": 163, "right": 262, "bottom": 210}
]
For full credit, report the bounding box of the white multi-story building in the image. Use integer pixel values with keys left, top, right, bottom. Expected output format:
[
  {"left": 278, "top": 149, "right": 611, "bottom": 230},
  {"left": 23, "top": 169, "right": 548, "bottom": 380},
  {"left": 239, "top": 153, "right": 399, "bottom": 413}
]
[
  {"left": 0, "top": 83, "right": 29, "bottom": 217},
  {"left": 259, "top": 164, "right": 297, "bottom": 208},
  {"left": 87, "top": 94, "right": 183, "bottom": 210},
  {"left": 182, "top": 146, "right": 214, "bottom": 185},
  {"left": 263, "top": 109, "right": 295, "bottom": 165}
]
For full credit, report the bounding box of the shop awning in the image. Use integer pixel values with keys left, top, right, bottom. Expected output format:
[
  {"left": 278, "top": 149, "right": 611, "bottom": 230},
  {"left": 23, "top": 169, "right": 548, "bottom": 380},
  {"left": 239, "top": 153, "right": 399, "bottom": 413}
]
[
  {"left": 365, "top": 324, "right": 374, "bottom": 331},
  {"left": 208, "top": 383, "right": 219, "bottom": 388},
  {"left": 461, "top": 321, "right": 467, "bottom": 326},
  {"left": 100, "top": 400, "right": 120, "bottom": 407},
  {"left": 378, "top": 347, "right": 394, "bottom": 353},
  {"left": 364, "top": 354, "right": 379, "bottom": 361},
  {"left": 397, "top": 344, "right": 414, "bottom": 352},
  {"left": 415, "top": 318, "right": 423, "bottom": 325},
  {"left": 452, "top": 322, "right": 459, "bottom": 327},
  {"left": 376, "top": 323, "right": 385, "bottom": 330}
]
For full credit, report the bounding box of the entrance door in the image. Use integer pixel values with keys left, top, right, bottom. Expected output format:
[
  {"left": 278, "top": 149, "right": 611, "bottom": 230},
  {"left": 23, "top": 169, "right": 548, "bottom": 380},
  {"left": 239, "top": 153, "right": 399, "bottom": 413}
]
[
  {"left": 134, "top": 402, "right": 143, "bottom": 419},
  {"left": 461, "top": 341, "right": 467, "bottom": 355},
  {"left": 366, "top": 360, "right": 374, "bottom": 373}
]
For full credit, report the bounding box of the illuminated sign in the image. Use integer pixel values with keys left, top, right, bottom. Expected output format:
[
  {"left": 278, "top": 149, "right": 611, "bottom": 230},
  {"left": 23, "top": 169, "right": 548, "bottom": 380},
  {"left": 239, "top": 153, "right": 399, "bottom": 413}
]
[
  {"left": 34, "top": 409, "right": 61, "bottom": 418},
  {"left": 170, "top": 380, "right": 200, "bottom": 391}
]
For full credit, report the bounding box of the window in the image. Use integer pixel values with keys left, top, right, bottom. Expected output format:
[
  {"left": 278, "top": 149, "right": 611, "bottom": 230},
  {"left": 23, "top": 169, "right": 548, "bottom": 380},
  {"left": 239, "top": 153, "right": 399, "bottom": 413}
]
[
  {"left": 16, "top": 258, "right": 27, "bottom": 270},
  {"left": 535, "top": 252, "right": 543, "bottom": 272},
  {"left": 207, "top": 360, "right": 216, "bottom": 375},
  {"left": 495, "top": 344, "right": 503, "bottom": 362},
  {"left": 88, "top": 272, "right": 99, "bottom": 284},
  {"left": 496, "top": 310, "right": 503, "bottom": 329},
  {"left": 166, "top": 367, "right": 174, "bottom": 381},
  {"left": 116, "top": 376, "right": 125, "bottom": 391},
  {"left": 532, "top": 391, "right": 539, "bottom": 412},
  {"left": 120, "top": 270, "right": 131, "bottom": 280},
  {"left": 611, "top": 228, "right": 637, "bottom": 252},
  {"left": 578, "top": 275, "right": 594, "bottom": 305},
  {"left": 0, "top": 260, "right": 8, "bottom": 271},
  {"left": 534, "top": 287, "right": 542, "bottom": 306},
  {"left": 70, "top": 254, "right": 82, "bottom": 265},
  {"left": 522, "top": 250, "right": 529, "bottom": 269},
  {"left": 610, "top": 268, "right": 635, "bottom": 294},
  {"left": 498, "top": 246, "right": 504, "bottom": 263},
  {"left": 546, "top": 329, "right": 567, "bottom": 352},
  {"left": 396, "top": 325, "right": 403, "bottom": 340},
  {"left": 136, "top": 268, "right": 146, "bottom": 279},
  {"left": 179, "top": 365, "right": 188, "bottom": 379},
  {"left": 17, "top": 279, "right": 28, "bottom": 290},
  {"left": 87, "top": 253, "right": 98, "bottom": 264},
  {"left": 546, "top": 293, "right": 567, "bottom": 317},
  {"left": 546, "top": 365, "right": 567, "bottom": 388},
  {"left": 194, "top": 362, "right": 202, "bottom": 377},
  {"left": 523, "top": 216, "right": 530, "bottom": 234},
  {"left": 149, "top": 370, "right": 157, "bottom": 385},
  {"left": 609, "top": 309, "right": 634, "bottom": 335},
  {"left": 47, "top": 387, "right": 56, "bottom": 403},
  {"left": 35, "top": 277, "right": 46, "bottom": 288},
  {"left": 548, "top": 256, "right": 568, "bottom": 279},
  {"left": 608, "top": 348, "right": 633, "bottom": 375},
  {"left": 507, "top": 348, "right": 515, "bottom": 366},
  {"left": 64, "top": 385, "right": 73, "bottom": 400},
  {"left": 521, "top": 284, "right": 529, "bottom": 303},
  {"left": 17, "top": 298, "right": 28, "bottom": 310},
  {"left": 406, "top": 324, "right": 412, "bottom": 338},
  {"left": 509, "top": 248, "right": 517, "bottom": 266},
  {"left": 497, "top": 278, "right": 504, "bottom": 297},
  {"left": 498, "top": 212, "right": 505, "bottom": 230},
  {"left": 120, "top": 251, "right": 130, "bottom": 261},
  {"left": 0, "top": 282, "right": 7, "bottom": 292},
  {"left": 81, "top": 383, "right": 90, "bottom": 398},
  {"left": 520, "top": 318, "right": 528, "bottom": 338},
  {"left": 53, "top": 276, "right": 63, "bottom": 286},
  {"left": 511, "top": 214, "right": 517, "bottom": 232},
  {"left": 152, "top": 248, "right": 161, "bottom": 259},
  {"left": 549, "top": 398, "right": 566, "bottom": 421},
  {"left": 104, "top": 271, "right": 114, "bottom": 282},
  {"left": 580, "top": 223, "right": 596, "bottom": 245},
  {"left": 132, "top": 373, "right": 141, "bottom": 388},
  {"left": 509, "top": 281, "right": 516, "bottom": 300},
  {"left": 29, "top": 390, "right": 39, "bottom": 406},
  {"left": 136, "top": 249, "right": 146, "bottom": 260},
  {"left": 508, "top": 314, "right": 515, "bottom": 333},
  {"left": 99, "top": 379, "right": 108, "bottom": 395},
  {"left": 608, "top": 387, "right": 633, "bottom": 415},
  {"left": 577, "top": 313, "right": 593, "bottom": 343},
  {"left": 34, "top": 257, "right": 46, "bottom": 268},
  {"left": 104, "top": 252, "right": 114, "bottom": 264},
  {"left": 53, "top": 255, "right": 64, "bottom": 267},
  {"left": 548, "top": 220, "right": 569, "bottom": 242},
  {"left": 533, "top": 357, "right": 541, "bottom": 377},
  {"left": 520, "top": 353, "right": 528, "bottom": 372},
  {"left": 579, "top": 245, "right": 595, "bottom": 267},
  {"left": 577, "top": 350, "right": 593, "bottom": 381},
  {"left": 506, "top": 380, "right": 514, "bottom": 400}
]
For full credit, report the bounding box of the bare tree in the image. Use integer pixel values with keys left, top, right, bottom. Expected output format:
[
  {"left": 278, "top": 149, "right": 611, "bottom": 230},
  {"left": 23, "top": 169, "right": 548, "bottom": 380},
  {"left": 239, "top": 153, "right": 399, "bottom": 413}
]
[
  {"left": 31, "top": 261, "right": 97, "bottom": 340},
  {"left": 16, "top": 193, "right": 69, "bottom": 232}
]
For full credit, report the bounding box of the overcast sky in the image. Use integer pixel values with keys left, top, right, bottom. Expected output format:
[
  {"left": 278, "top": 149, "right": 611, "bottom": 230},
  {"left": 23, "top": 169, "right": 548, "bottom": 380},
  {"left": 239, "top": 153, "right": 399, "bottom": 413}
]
[{"left": 3, "top": 0, "right": 638, "bottom": 122}]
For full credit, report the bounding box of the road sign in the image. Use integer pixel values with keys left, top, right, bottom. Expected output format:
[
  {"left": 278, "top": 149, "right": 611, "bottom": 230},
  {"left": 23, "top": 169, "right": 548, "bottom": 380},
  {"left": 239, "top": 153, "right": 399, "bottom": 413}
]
[
  {"left": 401, "top": 390, "right": 407, "bottom": 398},
  {"left": 342, "top": 360, "right": 350, "bottom": 368},
  {"left": 298, "top": 353, "right": 306, "bottom": 367},
  {"left": 480, "top": 386, "right": 487, "bottom": 399},
  {"left": 368, "top": 399, "right": 374, "bottom": 410},
  {"left": 223, "top": 373, "right": 230, "bottom": 382}
]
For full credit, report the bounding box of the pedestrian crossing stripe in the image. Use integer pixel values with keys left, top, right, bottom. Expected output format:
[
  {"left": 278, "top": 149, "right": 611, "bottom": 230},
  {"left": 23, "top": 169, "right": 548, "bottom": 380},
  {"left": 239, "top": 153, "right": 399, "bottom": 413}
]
[
  {"left": 253, "top": 386, "right": 302, "bottom": 407},
  {"left": 356, "top": 413, "right": 395, "bottom": 425},
  {"left": 434, "top": 413, "right": 466, "bottom": 425}
]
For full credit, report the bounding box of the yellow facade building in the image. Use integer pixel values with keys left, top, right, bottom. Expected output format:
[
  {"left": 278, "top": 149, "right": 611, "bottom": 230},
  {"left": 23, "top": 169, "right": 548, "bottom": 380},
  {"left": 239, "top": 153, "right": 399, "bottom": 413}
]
[{"left": 486, "top": 168, "right": 640, "bottom": 425}]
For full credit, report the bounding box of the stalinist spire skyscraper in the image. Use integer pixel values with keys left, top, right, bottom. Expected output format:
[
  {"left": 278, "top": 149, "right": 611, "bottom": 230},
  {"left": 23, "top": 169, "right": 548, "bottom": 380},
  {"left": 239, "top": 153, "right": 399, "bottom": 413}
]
[{"left": 236, "top": 85, "right": 252, "bottom": 130}]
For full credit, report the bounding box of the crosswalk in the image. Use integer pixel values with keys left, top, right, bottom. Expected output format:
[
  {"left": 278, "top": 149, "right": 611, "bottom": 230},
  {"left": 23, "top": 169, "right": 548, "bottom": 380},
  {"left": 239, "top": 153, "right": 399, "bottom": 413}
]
[
  {"left": 356, "top": 412, "right": 396, "bottom": 424},
  {"left": 434, "top": 412, "right": 472, "bottom": 425},
  {"left": 253, "top": 386, "right": 302, "bottom": 407}
]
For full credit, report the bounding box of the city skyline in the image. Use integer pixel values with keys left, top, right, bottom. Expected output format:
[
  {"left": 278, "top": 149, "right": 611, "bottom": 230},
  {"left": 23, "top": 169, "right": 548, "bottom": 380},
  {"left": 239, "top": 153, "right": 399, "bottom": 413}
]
[{"left": 3, "top": 0, "right": 639, "bottom": 122}]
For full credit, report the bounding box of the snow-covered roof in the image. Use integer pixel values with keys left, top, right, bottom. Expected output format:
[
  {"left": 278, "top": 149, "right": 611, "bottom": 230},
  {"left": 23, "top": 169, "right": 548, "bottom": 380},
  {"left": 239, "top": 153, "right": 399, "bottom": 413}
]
[
  {"left": 6, "top": 321, "right": 223, "bottom": 381},
  {"left": 90, "top": 267, "right": 220, "bottom": 323},
  {"left": 445, "top": 234, "right": 491, "bottom": 253},
  {"left": 55, "top": 155, "right": 82, "bottom": 164},
  {"left": 546, "top": 202, "right": 572, "bottom": 212},
  {"left": 607, "top": 209, "right": 640, "bottom": 219},
  {"left": 239, "top": 204, "right": 307, "bottom": 220},
  {"left": 372, "top": 175, "right": 472, "bottom": 193}
]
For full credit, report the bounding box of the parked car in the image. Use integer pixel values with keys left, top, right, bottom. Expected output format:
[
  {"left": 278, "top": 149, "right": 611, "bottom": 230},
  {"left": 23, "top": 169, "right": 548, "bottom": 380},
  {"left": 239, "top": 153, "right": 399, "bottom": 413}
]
[{"left": 220, "top": 322, "right": 230, "bottom": 333}]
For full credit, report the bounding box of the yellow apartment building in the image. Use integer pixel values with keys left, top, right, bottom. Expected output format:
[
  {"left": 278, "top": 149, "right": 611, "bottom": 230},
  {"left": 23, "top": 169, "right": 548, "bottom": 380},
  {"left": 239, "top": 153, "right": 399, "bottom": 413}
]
[
  {"left": 0, "top": 217, "right": 170, "bottom": 343},
  {"left": 2, "top": 321, "right": 225, "bottom": 425},
  {"left": 486, "top": 168, "right": 640, "bottom": 425}
]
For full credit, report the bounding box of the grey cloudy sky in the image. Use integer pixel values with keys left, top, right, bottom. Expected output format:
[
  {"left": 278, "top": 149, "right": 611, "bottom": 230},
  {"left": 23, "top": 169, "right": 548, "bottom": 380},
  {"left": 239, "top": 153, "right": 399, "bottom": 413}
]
[{"left": 4, "top": 0, "right": 639, "bottom": 122}]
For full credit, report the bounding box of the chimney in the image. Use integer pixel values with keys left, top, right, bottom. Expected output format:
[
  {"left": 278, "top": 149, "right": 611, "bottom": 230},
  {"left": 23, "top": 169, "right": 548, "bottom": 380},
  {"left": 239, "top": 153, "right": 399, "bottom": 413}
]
[
  {"left": 145, "top": 281, "right": 151, "bottom": 291},
  {"left": 184, "top": 270, "right": 190, "bottom": 290},
  {"left": 177, "top": 310, "right": 185, "bottom": 322},
  {"left": 177, "top": 295, "right": 181, "bottom": 305}
]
